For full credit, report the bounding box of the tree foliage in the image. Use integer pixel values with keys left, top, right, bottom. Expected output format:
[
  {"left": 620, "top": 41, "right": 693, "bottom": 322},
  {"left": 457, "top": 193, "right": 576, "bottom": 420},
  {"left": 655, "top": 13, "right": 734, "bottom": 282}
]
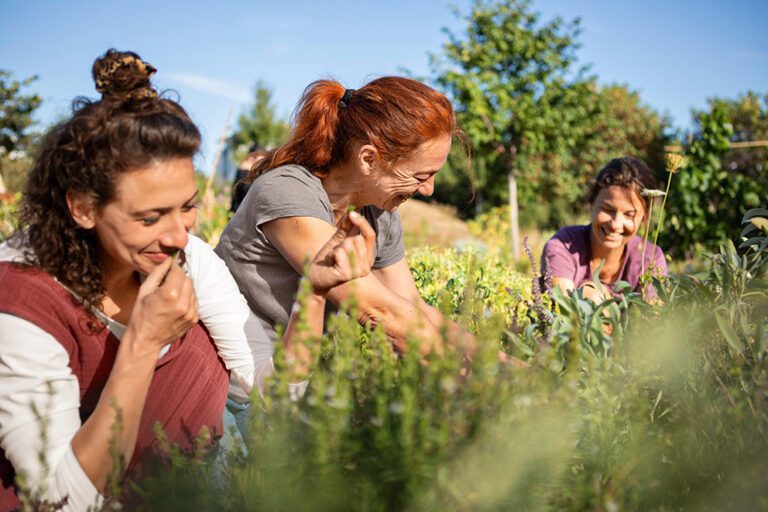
[
  {"left": 709, "top": 91, "right": 768, "bottom": 183},
  {"left": 229, "top": 80, "right": 289, "bottom": 161},
  {"left": 664, "top": 94, "right": 767, "bottom": 258},
  {"left": 430, "top": 0, "right": 597, "bottom": 254},
  {"left": 0, "top": 70, "right": 42, "bottom": 191}
]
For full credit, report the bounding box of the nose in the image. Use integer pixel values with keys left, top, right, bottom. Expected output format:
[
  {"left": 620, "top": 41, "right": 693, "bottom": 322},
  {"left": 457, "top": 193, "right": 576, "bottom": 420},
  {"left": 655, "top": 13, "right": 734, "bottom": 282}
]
[
  {"left": 609, "top": 213, "right": 622, "bottom": 231},
  {"left": 159, "top": 211, "right": 191, "bottom": 250},
  {"left": 417, "top": 175, "right": 436, "bottom": 197}
]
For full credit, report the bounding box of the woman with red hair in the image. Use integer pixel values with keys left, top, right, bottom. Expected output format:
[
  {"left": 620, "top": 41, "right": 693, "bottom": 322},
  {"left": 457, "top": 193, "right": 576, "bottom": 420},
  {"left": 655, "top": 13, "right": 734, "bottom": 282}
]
[{"left": 216, "top": 78, "right": 471, "bottom": 381}]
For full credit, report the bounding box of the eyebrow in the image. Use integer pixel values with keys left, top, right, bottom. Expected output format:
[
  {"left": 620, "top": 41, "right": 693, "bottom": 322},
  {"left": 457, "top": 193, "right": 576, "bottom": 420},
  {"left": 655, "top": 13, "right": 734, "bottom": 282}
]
[{"left": 131, "top": 190, "right": 198, "bottom": 217}]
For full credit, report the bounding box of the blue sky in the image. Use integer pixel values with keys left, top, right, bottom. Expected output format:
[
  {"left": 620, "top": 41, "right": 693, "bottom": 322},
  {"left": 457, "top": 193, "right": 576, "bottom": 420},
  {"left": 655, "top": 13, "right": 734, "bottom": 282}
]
[{"left": 2, "top": 0, "right": 767, "bottom": 171}]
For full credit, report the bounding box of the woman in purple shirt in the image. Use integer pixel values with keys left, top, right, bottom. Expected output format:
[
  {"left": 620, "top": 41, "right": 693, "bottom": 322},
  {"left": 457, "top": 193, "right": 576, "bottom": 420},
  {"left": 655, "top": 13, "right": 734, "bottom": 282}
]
[{"left": 541, "top": 157, "right": 667, "bottom": 302}]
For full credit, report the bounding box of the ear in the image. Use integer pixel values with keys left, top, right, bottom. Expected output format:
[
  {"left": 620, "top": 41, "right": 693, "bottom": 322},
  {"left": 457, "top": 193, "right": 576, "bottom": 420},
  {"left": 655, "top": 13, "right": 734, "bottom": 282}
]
[
  {"left": 65, "top": 191, "right": 97, "bottom": 229},
  {"left": 356, "top": 144, "right": 380, "bottom": 176}
]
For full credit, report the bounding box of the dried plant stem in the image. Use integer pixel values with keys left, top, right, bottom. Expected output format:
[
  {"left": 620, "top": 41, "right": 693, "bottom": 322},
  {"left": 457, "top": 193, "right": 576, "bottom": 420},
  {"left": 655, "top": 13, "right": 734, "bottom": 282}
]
[
  {"left": 641, "top": 198, "right": 655, "bottom": 275},
  {"left": 651, "top": 172, "right": 675, "bottom": 256}
]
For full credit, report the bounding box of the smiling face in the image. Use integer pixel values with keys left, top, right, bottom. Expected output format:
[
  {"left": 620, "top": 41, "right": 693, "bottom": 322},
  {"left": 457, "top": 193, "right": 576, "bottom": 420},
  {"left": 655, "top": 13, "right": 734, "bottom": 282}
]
[
  {"left": 590, "top": 185, "right": 646, "bottom": 252},
  {"left": 369, "top": 134, "right": 452, "bottom": 212},
  {"left": 79, "top": 157, "right": 198, "bottom": 277}
]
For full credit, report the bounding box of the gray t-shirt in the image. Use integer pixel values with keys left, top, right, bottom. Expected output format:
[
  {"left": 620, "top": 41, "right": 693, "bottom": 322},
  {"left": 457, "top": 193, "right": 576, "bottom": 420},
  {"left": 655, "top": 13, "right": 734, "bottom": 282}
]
[{"left": 215, "top": 164, "right": 405, "bottom": 341}]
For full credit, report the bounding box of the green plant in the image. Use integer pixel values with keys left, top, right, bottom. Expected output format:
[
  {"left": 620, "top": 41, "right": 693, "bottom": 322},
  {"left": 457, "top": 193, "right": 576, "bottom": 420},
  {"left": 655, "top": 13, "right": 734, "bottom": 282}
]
[{"left": 0, "top": 191, "right": 20, "bottom": 241}]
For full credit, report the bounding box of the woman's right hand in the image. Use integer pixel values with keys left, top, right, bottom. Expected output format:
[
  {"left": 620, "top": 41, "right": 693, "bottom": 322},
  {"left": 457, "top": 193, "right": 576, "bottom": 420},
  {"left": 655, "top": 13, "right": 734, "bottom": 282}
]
[
  {"left": 307, "top": 211, "right": 376, "bottom": 296},
  {"left": 126, "top": 256, "right": 199, "bottom": 353}
]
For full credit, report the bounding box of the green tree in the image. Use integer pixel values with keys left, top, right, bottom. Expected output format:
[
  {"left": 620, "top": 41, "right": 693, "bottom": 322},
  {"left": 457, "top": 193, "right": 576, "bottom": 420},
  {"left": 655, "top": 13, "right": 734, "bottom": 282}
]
[
  {"left": 573, "top": 84, "right": 668, "bottom": 191},
  {"left": 431, "top": 0, "right": 597, "bottom": 257},
  {"left": 0, "top": 70, "right": 42, "bottom": 192},
  {"left": 707, "top": 91, "right": 767, "bottom": 184},
  {"left": 229, "top": 80, "right": 289, "bottom": 161},
  {"left": 664, "top": 96, "right": 767, "bottom": 258}
]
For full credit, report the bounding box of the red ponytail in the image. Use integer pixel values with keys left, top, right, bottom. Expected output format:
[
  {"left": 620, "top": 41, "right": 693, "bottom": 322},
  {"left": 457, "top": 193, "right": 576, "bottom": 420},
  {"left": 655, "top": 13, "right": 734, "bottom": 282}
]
[{"left": 251, "top": 77, "right": 458, "bottom": 178}]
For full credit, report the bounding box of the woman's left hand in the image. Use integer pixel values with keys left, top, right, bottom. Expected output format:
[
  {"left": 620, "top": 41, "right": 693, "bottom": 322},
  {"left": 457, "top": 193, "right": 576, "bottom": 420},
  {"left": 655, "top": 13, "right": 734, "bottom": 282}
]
[{"left": 308, "top": 211, "right": 376, "bottom": 295}]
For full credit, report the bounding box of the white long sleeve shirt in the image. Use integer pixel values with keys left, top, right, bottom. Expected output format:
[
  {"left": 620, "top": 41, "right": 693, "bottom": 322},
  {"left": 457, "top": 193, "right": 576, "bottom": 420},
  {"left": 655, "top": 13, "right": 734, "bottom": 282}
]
[{"left": 0, "top": 234, "right": 273, "bottom": 511}]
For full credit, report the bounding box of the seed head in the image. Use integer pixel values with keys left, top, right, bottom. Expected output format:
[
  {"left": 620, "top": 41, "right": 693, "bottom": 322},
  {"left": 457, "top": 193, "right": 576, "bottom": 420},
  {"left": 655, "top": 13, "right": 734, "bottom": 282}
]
[{"left": 665, "top": 153, "right": 685, "bottom": 174}]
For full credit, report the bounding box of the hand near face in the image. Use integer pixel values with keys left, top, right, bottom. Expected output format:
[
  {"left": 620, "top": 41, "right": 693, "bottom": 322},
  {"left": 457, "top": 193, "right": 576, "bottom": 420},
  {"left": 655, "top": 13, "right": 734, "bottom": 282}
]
[
  {"left": 126, "top": 255, "right": 199, "bottom": 352},
  {"left": 308, "top": 211, "right": 376, "bottom": 295}
]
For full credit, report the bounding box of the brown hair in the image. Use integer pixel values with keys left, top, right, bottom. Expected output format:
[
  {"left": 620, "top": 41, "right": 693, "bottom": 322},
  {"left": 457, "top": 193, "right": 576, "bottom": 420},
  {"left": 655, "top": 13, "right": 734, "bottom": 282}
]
[
  {"left": 586, "top": 157, "right": 658, "bottom": 212},
  {"left": 18, "top": 49, "right": 201, "bottom": 309},
  {"left": 250, "top": 77, "right": 461, "bottom": 178}
]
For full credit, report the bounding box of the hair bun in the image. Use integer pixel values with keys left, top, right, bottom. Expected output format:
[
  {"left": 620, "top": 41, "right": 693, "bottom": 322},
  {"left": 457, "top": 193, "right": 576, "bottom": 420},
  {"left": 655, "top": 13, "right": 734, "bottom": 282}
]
[{"left": 92, "top": 49, "right": 157, "bottom": 102}]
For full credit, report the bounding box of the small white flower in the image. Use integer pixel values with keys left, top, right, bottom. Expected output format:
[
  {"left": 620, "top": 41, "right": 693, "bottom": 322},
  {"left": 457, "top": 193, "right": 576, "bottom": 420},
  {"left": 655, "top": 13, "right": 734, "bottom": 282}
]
[{"left": 641, "top": 189, "right": 667, "bottom": 198}]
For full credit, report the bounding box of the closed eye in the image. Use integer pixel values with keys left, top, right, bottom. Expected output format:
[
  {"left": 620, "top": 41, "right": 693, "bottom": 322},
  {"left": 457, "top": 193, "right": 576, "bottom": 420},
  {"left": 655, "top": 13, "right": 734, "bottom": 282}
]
[{"left": 414, "top": 172, "right": 437, "bottom": 182}]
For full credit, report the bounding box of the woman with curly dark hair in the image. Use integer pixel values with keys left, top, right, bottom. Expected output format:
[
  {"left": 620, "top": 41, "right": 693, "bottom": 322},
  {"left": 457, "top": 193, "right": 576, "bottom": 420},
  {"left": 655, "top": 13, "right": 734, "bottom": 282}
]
[
  {"left": 541, "top": 157, "right": 668, "bottom": 302},
  {"left": 0, "top": 49, "right": 374, "bottom": 510}
]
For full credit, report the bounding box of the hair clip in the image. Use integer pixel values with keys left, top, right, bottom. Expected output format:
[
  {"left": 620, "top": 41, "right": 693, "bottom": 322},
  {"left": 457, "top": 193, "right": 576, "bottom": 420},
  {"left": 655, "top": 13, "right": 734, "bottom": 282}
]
[{"left": 340, "top": 88, "right": 356, "bottom": 107}]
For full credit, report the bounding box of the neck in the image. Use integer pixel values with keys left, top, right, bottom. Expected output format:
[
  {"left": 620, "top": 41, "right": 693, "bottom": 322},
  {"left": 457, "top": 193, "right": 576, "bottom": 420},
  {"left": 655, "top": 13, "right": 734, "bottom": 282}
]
[
  {"left": 322, "top": 162, "right": 371, "bottom": 218},
  {"left": 98, "top": 250, "right": 139, "bottom": 309}
]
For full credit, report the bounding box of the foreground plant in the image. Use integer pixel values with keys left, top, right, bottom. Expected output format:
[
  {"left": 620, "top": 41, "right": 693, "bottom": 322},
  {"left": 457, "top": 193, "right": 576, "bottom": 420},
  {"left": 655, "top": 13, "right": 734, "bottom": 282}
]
[{"left": 109, "top": 214, "right": 768, "bottom": 510}]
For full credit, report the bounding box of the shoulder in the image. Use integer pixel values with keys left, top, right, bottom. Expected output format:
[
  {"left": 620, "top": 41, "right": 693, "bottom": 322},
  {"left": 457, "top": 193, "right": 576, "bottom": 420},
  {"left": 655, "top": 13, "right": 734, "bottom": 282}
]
[
  {"left": 0, "top": 232, "right": 29, "bottom": 263},
  {"left": 545, "top": 225, "right": 590, "bottom": 252},
  {"left": 184, "top": 234, "right": 221, "bottom": 279},
  {"left": 0, "top": 262, "right": 60, "bottom": 299},
  {"left": 252, "top": 165, "right": 325, "bottom": 194},
  {"left": 0, "top": 262, "right": 87, "bottom": 348},
  {"left": 239, "top": 165, "right": 333, "bottom": 225}
]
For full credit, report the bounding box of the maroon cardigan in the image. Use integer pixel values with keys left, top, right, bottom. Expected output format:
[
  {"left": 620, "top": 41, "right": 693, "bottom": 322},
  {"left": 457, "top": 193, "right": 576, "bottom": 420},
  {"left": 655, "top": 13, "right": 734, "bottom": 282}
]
[{"left": 0, "top": 262, "right": 229, "bottom": 510}]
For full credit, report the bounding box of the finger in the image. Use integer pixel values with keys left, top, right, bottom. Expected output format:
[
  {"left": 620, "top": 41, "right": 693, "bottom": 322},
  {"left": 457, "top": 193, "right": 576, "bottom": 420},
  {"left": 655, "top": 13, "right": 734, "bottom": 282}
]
[
  {"left": 335, "top": 211, "right": 353, "bottom": 231},
  {"left": 186, "top": 281, "right": 199, "bottom": 324},
  {"left": 348, "top": 211, "right": 375, "bottom": 255},
  {"left": 351, "top": 236, "right": 371, "bottom": 275},
  {"left": 332, "top": 246, "right": 351, "bottom": 277},
  {"left": 179, "top": 276, "right": 195, "bottom": 306},
  {"left": 161, "top": 261, "right": 187, "bottom": 292},
  {"left": 313, "top": 213, "right": 354, "bottom": 264},
  {"left": 331, "top": 212, "right": 353, "bottom": 240},
  {"left": 141, "top": 256, "right": 174, "bottom": 293}
]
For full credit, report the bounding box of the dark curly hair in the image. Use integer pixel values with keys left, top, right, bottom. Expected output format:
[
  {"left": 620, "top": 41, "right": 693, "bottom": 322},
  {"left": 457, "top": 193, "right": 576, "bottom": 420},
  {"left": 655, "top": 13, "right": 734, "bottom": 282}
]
[
  {"left": 586, "top": 157, "right": 658, "bottom": 213},
  {"left": 17, "top": 49, "right": 200, "bottom": 309}
]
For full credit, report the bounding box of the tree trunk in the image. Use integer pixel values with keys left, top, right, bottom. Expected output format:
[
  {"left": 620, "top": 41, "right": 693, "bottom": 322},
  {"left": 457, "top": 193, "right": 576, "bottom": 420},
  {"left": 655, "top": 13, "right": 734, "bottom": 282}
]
[
  {"left": 507, "top": 171, "right": 520, "bottom": 260},
  {"left": 507, "top": 146, "right": 520, "bottom": 260}
]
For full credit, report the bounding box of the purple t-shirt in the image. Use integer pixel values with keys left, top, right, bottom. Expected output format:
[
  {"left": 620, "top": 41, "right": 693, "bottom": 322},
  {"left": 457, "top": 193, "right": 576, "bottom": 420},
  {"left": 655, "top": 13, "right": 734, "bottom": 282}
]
[{"left": 541, "top": 224, "right": 667, "bottom": 297}]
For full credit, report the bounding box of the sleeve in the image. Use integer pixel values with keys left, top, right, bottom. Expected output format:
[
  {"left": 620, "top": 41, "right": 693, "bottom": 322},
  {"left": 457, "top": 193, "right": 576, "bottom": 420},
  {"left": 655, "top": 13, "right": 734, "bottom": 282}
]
[
  {"left": 541, "top": 233, "right": 578, "bottom": 280},
  {"left": 0, "top": 313, "right": 104, "bottom": 511},
  {"left": 247, "top": 168, "right": 333, "bottom": 228},
  {"left": 373, "top": 211, "right": 406, "bottom": 269},
  {"left": 184, "top": 235, "right": 274, "bottom": 401}
]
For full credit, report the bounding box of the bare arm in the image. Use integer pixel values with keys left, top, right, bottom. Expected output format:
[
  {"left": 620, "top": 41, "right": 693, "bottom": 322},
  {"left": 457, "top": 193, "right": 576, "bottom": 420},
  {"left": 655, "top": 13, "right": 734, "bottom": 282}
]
[
  {"left": 262, "top": 216, "right": 443, "bottom": 354},
  {"left": 281, "top": 212, "right": 376, "bottom": 379},
  {"left": 373, "top": 258, "right": 476, "bottom": 356}
]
